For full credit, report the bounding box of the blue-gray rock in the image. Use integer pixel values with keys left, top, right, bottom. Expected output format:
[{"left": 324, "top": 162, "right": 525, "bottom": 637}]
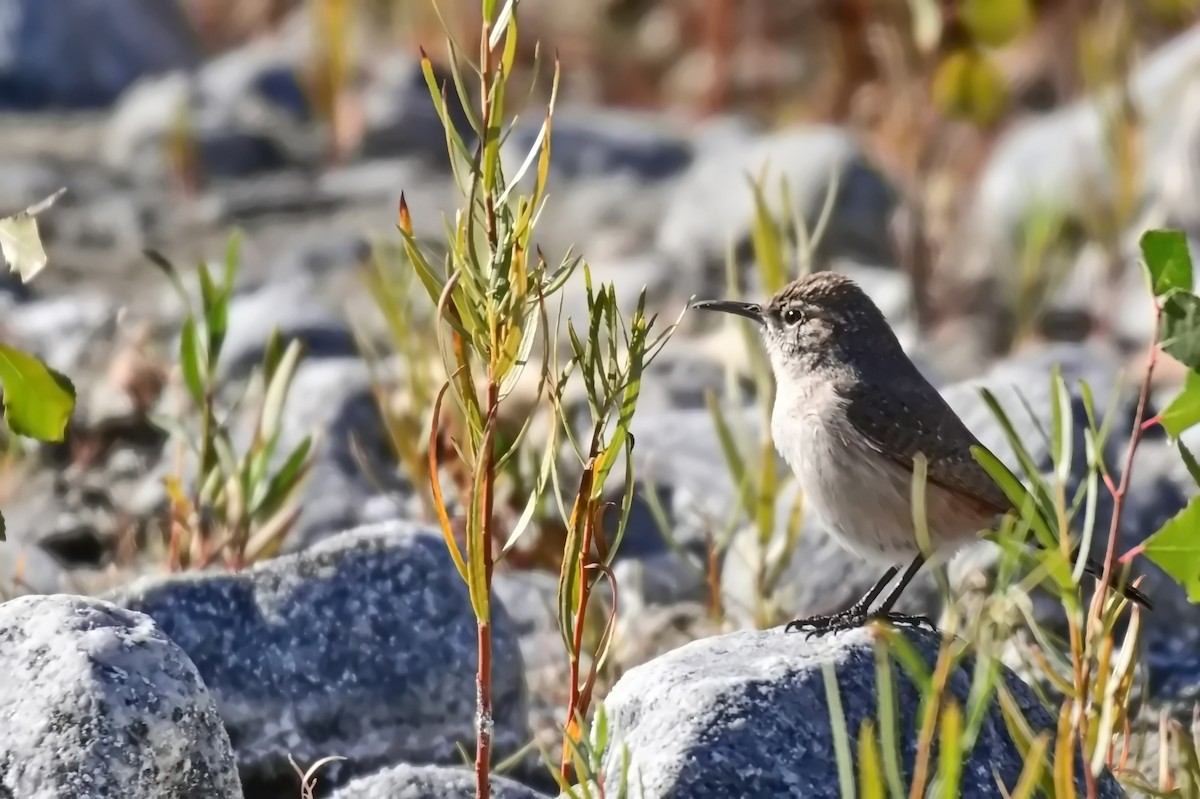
[
  {"left": 656, "top": 126, "right": 897, "bottom": 295},
  {"left": 356, "top": 55, "right": 472, "bottom": 163},
  {"left": 0, "top": 594, "right": 241, "bottom": 798},
  {"left": 0, "top": 0, "right": 198, "bottom": 109},
  {"left": 217, "top": 277, "right": 359, "bottom": 382},
  {"left": 500, "top": 107, "right": 692, "bottom": 184},
  {"left": 107, "top": 521, "right": 528, "bottom": 790},
  {"left": 597, "top": 627, "right": 1123, "bottom": 798},
  {"left": 261, "top": 357, "right": 412, "bottom": 552},
  {"left": 952, "top": 25, "right": 1200, "bottom": 287},
  {"left": 103, "top": 24, "right": 320, "bottom": 182},
  {"left": 329, "top": 763, "right": 549, "bottom": 799}
]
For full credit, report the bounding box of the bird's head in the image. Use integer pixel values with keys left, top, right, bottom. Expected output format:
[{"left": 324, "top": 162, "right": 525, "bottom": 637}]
[{"left": 692, "top": 271, "right": 903, "bottom": 384}]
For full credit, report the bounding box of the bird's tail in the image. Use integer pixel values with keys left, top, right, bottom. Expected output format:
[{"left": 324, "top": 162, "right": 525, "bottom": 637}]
[{"left": 1080, "top": 556, "right": 1153, "bottom": 610}]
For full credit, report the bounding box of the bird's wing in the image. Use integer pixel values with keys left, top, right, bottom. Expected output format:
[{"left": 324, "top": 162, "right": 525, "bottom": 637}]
[{"left": 841, "top": 377, "right": 1011, "bottom": 516}]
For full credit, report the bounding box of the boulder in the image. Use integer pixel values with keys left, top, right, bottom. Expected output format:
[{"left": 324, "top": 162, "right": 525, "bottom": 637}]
[
  {"left": 107, "top": 521, "right": 528, "bottom": 791},
  {"left": 329, "top": 763, "right": 549, "bottom": 799},
  {"left": 0, "top": 594, "right": 241, "bottom": 798},
  {"left": 0, "top": 0, "right": 198, "bottom": 109},
  {"left": 596, "top": 626, "right": 1123, "bottom": 797}
]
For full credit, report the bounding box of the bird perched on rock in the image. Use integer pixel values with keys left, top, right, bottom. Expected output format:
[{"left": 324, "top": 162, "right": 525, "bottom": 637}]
[{"left": 693, "top": 271, "right": 1152, "bottom": 637}]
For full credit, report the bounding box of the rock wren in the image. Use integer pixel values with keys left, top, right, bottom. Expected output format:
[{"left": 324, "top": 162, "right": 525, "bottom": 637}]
[{"left": 693, "top": 271, "right": 1152, "bottom": 637}]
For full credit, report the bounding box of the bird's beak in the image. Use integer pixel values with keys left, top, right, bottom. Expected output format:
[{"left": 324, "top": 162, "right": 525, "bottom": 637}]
[{"left": 691, "top": 299, "right": 764, "bottom": 325}]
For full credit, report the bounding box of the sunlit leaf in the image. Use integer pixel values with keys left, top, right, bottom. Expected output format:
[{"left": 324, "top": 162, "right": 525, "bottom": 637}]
[
  {"left": 179, "top": 318, "right": 206, "bottom": 406},
  {"left": 1179, "top": 439, "right": 1200, "bottom": 488},
  {"left": 962, "top": 0, "right": 1032, "bottom": 48},
  {"left": 932, "top": 49, "right": 1008, "bottom": 126},
  {"left": 938, "top": 702, "right": 964, "bottom": 799},
  {"left": 908, "top": 0, "right": 943, "bottom": 52},
  {"left": 1161, "top": 370, "right": 1200, "bottom": 437},
  {"left": 252, "top": 437, "right": 315, "bottom": 519},
  {"left": 1160, "top": 290, "right": 1200, "bottom": 372},
  {"left": 1142, "top": 495, "right": 1200, "bottom": 601},
  {"left": 0, "top": 188, "right": 65, "bottom": 283},
  {"left": 1140, "top": 229, "right": 1194, "bottom": 297},
  {"left": 0, "top": 343, "right": 75, "bottom": 441},
  {"left": 258, "top": 339, "right": 304, "bottom": 442},
  {"left": 856, "top": 720, "right": 884, "bottom": 799}
]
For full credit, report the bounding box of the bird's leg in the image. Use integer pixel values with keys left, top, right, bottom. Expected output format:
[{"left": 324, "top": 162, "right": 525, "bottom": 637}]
[
  {"left": 786, "top": 555, "right": 936, "bottom": 639},
  {"left": 784, "top": 565, "right": 898, "bottom": 635},
  {"left": 863, "top": 554, "right": 935, "bottom": 631}
]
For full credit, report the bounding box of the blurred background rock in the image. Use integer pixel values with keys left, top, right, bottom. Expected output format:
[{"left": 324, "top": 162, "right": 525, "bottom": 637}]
[{"left": 3, "top": 0, "right": 1200, "bottom": 795}]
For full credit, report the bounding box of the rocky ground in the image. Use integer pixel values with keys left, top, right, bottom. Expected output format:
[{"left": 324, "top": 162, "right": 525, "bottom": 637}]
[{"left": 3, "top": 1, "right": 1200, "bottom": 797}]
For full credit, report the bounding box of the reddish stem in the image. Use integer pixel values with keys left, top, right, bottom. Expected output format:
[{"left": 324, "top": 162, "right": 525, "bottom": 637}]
[
  {"left": 560, "top": 495, "right": 597, "bottom": 782},
  {"left": 475, "top": 379, "right": 500, "bottom": 799}
]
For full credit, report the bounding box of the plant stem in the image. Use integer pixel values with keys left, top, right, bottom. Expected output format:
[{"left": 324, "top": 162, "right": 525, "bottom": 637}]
[
  {"left": 561, "top": 499, "right": 597, "bottom": 782},
  {"left": 1076, "top": 303, "right": 1161, "bottom": 789},
  {"left": 1091, "top": 304, "right": 1161, "bottom": 617},
  {"left": 476, "top": 379, "right": 500, "bottom": 799}
]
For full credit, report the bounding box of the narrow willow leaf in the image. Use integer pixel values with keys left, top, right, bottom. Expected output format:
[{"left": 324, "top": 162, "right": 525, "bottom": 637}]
[
  {"left": 821, "top": 661, "right": 856, "bottom": 799},
  {"left": 253, "top": 437, "right": 314, "bottom": 519},
  {"left": 419, "top": 51, "right": 474, "bottom": 163},
  {"left": 937, "top": 702, "right": 965, "bottom": 799},
  {"left": 443, "top": 39, "right": 483, "bottom": 140},
  {"left": 557, "top": 469, "right": 592, "bottom": 653},
  {"left": 873, "top": 645, "right": 907, "bottom": 799},
  {"left": 1049, "top": 368, "right": 1073, "bottom": 484},
  {"left": 0, "top": 343, "right": 75, "bottom": 442},
  {"left": 996, "top": 684, "right": 1056, "bottom": 797},
  {"left": 1006, "top": 733, "right": 1050, "bottom": 799},
  {"left": 179, "top": 318, "right": 206, "bottom": 406},
  {"left": 146, "top": 249, "right": 193, "bottom": 314},
  {"left": 428, "top": 379, "right": 468, "bottom": 582},
  {"left": 465, "top": 434, "right": 491, "bottom": 621},
  {"left": 258, "top": 339, "right": 304, "bottom": 442},
  {"left": 857, "top": 720, "right": 885, "bottom": 799},
  {"left": 748, "top": 172, "right": 785, "bottom": 292},
  {"left": 969, "top": 444, "right": 1053, "bottom": 545},
  {"left": 501, "top": 436, "right": 556, "bottom": 557},
  {"left": 805, "top": 166, "right": 841, "bottom": 267}
]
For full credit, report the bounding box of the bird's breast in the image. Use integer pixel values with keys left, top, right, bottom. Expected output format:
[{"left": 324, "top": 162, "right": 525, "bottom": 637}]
[{"left": 771, "top": 379, "right": 946, "bottom": 563}]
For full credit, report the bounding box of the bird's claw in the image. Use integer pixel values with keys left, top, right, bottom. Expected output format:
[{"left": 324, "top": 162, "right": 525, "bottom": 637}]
[{"left": 785, "top": 610, "right": 935, "bottom": 639}]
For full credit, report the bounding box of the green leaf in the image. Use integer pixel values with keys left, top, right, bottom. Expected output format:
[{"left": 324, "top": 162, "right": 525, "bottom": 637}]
[
  {"left": 0, "top": 343, "right": 76, "bottom": 442},
  {"left": 1143, "top": 495, "right": 1200, "bottom": 601},
  {"left": 1140, "top": 229, "right": 1194, "bottom": 297},
  {"left": 252, "top": 437, "right": 314, "bottom": 519},
  {"left": 258, "top": 339, "right": 304, "bottom": 443},
  {"left": 932, "top": 48, "right": 1008, "bottom": 126},
  {"left": 145, "top": 249, "right": 192, "bottom": 313},
  {"left": 0, "top": 188, "right": 65, "bottom": 283},
  {"left": 1162, "top": 371, "right": 1200, "bottom": 437},
  {"left": 179, "top": 318, "right": 206, "bottom": 406},
  {"left": 1160, "top": 290, "right": 1200, "bottom": 372},
  {"left": 962, "top": 0, "right": 1031, "bottom": 47},
  {"left": 1179, "top": 439, "right": 1200, "bottom": 488}
]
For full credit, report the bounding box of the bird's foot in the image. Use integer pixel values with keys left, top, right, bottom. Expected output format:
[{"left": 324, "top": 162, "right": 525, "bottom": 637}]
[{"left": 785, "top": 609, "right": 935, "bottom": 640}]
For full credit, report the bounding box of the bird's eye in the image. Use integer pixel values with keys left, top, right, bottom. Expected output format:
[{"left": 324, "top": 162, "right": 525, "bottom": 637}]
[{"left": 783, "top": 308, "right": 804, "bottom": 326}]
